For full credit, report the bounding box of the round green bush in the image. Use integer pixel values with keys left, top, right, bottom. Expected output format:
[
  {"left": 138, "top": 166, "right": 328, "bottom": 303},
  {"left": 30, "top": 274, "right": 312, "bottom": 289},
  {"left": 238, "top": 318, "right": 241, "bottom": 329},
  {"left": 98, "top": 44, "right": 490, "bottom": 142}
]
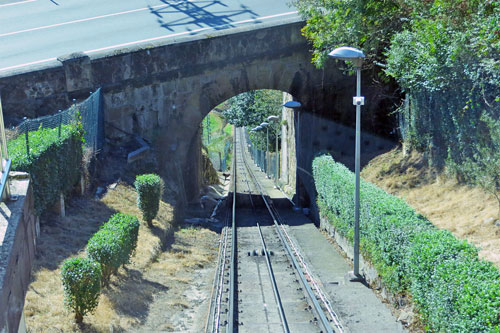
[
  {"left": 134, "top": 174, "right": 163, "bottom": 226},
  {"left": 61, "top": 257, "right": 101, "bottom": 323}
]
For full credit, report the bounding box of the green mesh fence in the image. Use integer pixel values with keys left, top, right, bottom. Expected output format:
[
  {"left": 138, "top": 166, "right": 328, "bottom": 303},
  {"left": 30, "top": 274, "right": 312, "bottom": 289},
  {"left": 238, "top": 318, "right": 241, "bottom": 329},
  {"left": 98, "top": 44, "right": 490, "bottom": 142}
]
[{"left": 14, "top": 89, "right": 104, "bottom": 155}]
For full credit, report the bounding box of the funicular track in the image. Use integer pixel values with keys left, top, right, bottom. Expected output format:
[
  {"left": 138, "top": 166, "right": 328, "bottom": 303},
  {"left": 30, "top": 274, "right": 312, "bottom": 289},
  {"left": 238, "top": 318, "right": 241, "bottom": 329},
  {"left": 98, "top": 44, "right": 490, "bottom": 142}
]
[{"left": 206, "top": 128, "right": 344, "bottom": 333}]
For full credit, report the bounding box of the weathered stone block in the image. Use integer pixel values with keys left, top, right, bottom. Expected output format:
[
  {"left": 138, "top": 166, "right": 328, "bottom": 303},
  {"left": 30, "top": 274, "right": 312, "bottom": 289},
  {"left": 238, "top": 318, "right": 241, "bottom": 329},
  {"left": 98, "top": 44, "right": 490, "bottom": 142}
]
[{"left": 57, "top": 52, "right": 92, "bottom": 93}]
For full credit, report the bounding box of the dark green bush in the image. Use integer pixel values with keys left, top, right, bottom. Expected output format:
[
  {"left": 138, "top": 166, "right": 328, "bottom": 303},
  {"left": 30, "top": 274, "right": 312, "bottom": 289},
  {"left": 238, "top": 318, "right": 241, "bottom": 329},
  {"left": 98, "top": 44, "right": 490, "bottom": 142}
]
[
  {"left": 87, "top": 228, "right": 123, "bottom": 284},
  {"left": 87, "top": 213, "right": 139, "bottom": 284},
  {"left": 134, "top": 174, "right": 163, "bottom": 226},
  {"left": 9, "top": 124, "right": 83, "bottom": 215},
  {"left": 313, "top": 155, "right": 500, "bottom": 331},
  {"left": 61, "top": 257, "right": 101, "bottom": 323},
  {"left": 101, "top": 213, "right": 140, "bottom": 265}
]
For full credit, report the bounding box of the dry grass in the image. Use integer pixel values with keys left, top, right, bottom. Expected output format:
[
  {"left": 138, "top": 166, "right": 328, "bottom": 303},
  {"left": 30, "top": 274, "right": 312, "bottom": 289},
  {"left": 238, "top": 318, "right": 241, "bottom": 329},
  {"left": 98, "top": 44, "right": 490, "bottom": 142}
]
[
  {"left": 24, "top": 183, "right": 176, "bottom": 332},
  {"left": 362, "top": 147, "right": 500, "bottom": 268}
]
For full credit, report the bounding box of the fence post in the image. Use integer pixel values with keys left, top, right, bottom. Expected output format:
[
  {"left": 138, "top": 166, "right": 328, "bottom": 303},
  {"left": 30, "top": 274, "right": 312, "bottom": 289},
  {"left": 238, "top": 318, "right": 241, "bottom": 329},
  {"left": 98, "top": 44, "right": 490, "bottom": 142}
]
[
  {"left": 23, "top": 117, "right": 30, "bottom": 157},
  {"left": 58, "top": 110, "right": 62, "bottom": 137}
]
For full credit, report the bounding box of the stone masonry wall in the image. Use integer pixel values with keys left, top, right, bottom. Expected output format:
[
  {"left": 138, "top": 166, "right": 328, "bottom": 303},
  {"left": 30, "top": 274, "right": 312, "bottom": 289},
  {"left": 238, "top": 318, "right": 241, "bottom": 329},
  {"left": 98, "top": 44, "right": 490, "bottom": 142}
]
[{"left": 0, "top": 174, "right": 36, "bottom": 333}]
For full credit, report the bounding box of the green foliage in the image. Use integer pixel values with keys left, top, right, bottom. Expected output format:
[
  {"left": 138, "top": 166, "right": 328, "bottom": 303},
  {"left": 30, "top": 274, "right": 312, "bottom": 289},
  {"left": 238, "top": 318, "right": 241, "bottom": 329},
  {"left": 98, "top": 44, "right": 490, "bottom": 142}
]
[
  {"left": 221, "top": 90, "right": 282, "bottom": 152},
  {"left": 298, "top": 0, "right": 500, "bottom": 179},
  {"left": 9, "top": 123, "right": 83, "bottom": 215},
  {"left": 61, "top": 257, "right": 101, "bottom": 323},
  {"left": 313, "top": 155, "right": 500, "bottom": 331},
  {"left": 87, "top": 213, "right": 139, "bottom": 284},
  {"left": 222, "top": 90, "right": 281, "bottom": 136},
  {"left": 453, "top": 115, "right": 500, "bottom": 217},
  {"left": 293, "top": 0, "right": 405, "bottom": 67},
  {"left": 101, "top": 213, "right": 140, "bottom": 265},
  {"left": 134, "top": 174, "right": 163, "bottom": 226},
  {"left": 202, "top": 112, "right": 233, "bottom": 171}
]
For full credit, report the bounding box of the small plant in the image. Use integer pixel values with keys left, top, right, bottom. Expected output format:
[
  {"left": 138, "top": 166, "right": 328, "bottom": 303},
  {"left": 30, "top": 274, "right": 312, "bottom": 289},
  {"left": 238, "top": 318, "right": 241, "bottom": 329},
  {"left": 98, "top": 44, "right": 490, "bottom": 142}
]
[
  {"left": 134, "top": 174, "right": 163, "bottom": 226},
  {"left": 61, "top": 257, "right": 101, "bottom": 323}
]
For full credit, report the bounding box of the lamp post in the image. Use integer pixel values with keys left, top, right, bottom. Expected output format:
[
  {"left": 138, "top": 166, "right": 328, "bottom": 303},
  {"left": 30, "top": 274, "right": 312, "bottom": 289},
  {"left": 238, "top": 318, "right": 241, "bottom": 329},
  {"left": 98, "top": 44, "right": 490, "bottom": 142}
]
[
  {"left": 328, "top": 46, "right": 365, "bottom": 280},
  {"left": 252, "top": 126, "right": 264, "bottom": 169},
  {"left": 267, "top": 115, "right": 280, "bottom": 183},
  {"left": 260, "top": 121, "right": 269, "bottom": 177},
  {"left": 283, "top": 100, "right": 302, "bottom": 209}
]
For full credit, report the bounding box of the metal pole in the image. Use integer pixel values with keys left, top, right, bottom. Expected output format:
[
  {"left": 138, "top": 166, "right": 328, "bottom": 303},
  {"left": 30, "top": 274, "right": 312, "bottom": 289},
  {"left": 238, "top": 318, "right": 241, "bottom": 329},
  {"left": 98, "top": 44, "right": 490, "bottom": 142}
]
[
  {"left": 58, "top": 110, "right": 62, "bottom": 137},
  {"left": 266, "top": 127, "right": 269, "bottom": 177},
  {"left": 296, "top": 110, "right": 301, "bottom": 208},
  {"left": 353, "top": 66, "right": 362, "bottom": 277},
  {"left": 275, "top": 126, "right": 279, "bottom": 183},
  {"left": 23, "top": 117, "right": 30, "bottom": 157},
  {"left": 0, "top": 98, "right": 10, "bottom": 199}
]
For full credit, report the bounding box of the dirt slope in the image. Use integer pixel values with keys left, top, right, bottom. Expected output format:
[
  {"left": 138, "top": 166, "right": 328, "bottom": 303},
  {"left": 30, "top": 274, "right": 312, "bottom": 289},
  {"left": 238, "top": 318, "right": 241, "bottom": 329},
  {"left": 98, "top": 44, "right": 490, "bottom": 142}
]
[{"left": 361, "top": 147, "right": 500, "bottom": 268}]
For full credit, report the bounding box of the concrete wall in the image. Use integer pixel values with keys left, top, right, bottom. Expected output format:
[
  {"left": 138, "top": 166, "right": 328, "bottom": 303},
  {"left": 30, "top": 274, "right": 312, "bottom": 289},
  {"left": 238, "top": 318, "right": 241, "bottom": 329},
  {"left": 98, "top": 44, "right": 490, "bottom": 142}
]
[{"left": 0, "top": 174, "right": 36, "bottom": 333}]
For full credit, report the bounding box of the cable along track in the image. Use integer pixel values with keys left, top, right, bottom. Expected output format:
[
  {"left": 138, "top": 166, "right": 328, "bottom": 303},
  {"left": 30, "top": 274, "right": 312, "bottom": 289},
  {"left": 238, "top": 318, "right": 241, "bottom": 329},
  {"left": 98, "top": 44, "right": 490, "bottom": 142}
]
[{"left": 207, "top": 127, "right": 344, "bottom": 333}]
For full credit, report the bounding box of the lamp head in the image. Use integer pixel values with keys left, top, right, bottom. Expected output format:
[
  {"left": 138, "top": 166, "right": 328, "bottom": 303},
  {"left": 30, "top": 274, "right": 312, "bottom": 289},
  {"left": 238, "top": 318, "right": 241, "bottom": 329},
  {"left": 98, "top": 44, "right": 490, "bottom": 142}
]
[
  {"left": 328, "top": 46, "right": 365, "bottom": 67},
  {"left": 260, "top": 122, "right": 269, "bottom": 127},
  {"left": 267, "top": 115, "right": 279, "bottom": 122},
  {"left": 283, "top": 101, "right": 301, "bottom": 109}
]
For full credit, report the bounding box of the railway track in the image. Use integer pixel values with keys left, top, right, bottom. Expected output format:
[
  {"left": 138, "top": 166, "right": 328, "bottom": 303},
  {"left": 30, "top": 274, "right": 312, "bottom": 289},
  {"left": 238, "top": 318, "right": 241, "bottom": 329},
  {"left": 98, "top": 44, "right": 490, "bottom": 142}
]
[{"left": 206, "top": 127, "right": 344, "bottom": 333}]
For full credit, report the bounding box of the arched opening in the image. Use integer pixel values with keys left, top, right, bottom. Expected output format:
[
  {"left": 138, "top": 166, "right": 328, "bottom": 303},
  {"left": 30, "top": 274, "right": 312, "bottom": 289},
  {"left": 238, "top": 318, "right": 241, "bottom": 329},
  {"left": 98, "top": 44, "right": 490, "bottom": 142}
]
[{"left": 187, "top": 88, "right": 304, "bottom": 212}]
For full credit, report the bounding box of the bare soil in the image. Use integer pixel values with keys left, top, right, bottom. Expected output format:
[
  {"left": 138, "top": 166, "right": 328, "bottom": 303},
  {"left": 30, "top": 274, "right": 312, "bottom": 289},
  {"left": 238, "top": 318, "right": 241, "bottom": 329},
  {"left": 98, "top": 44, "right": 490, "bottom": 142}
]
[
  {"left": 362, "top": 147, "right": 500, "bottom": 268},
  {"left": 24, "top": 183, "right": 219, "bottom": 332}
]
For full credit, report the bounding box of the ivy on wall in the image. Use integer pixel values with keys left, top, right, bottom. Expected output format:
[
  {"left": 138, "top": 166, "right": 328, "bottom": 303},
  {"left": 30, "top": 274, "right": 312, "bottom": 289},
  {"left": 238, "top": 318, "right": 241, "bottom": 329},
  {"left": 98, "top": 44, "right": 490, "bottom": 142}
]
[{"left": 8, "top": 123, "right": 84, "bottom": 215}]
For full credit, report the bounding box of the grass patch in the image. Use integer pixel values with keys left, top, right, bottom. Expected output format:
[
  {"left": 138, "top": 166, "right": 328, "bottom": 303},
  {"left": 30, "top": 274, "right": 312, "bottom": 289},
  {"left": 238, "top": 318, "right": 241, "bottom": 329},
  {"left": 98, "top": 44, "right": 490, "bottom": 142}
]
[{"left": 24, "top": 183, "right": 175, "bottom": 331}]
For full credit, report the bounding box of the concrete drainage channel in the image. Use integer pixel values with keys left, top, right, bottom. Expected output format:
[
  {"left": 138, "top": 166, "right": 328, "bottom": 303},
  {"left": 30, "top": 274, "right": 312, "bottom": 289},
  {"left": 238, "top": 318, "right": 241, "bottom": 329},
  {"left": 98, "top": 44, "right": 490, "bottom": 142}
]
[{"left": 205, "top": 128, "right": 344, "bottom": 333}]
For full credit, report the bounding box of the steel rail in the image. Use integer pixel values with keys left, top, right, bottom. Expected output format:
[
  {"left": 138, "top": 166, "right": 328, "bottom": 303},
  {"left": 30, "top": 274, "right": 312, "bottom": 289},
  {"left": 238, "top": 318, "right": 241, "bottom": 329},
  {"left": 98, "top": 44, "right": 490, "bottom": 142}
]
[
  {"left": 205, "top": 223, "right": 223, "bottom": 333},
  {"left": 237, "top": 128, "right": 335, "bottom": 333},
  {"left": 234, "top": 129, "right": 290, "bottom": 333},
  {"left": 271, "top": 205, "right": 344, "bottom": 332},
  {"left": 226, "top": 129, "right": 237, "bottom": 333},
  {"left": 212, "top": 210, "right": 231, "bottom": 333},
  {"left": 256, "top": 222, "right": 290, "bottom": 333}
]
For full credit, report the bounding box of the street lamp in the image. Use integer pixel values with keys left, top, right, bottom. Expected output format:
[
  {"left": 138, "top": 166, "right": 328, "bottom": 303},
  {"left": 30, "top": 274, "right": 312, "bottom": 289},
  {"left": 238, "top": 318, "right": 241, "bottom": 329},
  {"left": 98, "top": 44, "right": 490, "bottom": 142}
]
[
  {"left": 267, "top": 115, "right": 280, "bottom": 183},
  {"left": 329, "top": 46, "right": 365, "bottom": 280},
  {"left": 260, "top": 121, "right": 270, "bottom": 177},
  {"left": 283, "top": 100, "right": 302, "bottom": 209}
]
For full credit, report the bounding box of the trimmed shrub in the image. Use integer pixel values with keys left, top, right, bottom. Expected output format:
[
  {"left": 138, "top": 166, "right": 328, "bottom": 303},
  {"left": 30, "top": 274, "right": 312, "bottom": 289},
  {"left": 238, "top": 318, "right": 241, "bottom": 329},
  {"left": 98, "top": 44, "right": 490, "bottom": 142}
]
[
  {"left": 9, "top": 123, "right": 83, "bottom": 215},
  {"left": 313, "top": 154, "right": 500, "bottom": 331},
  {"left": 134, "top": 174, "right": 163, "bottom": 226},
  {"left": 61, "top": 257, "right": 101, "bottom": 323},
  {"left": 87, "top": 213, "right": 139, "bottom": 284},
  {"left": 87, "top": 229, "right": 123, "bottom": 284},
  {"left": 101, "top": 213, "right": 140, "bottom": 265}
]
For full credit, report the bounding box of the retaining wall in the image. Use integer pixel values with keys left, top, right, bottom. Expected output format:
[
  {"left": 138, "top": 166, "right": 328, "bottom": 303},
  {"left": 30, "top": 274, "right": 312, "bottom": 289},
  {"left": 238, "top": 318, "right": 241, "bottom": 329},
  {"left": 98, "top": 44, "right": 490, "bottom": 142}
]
[{"left": 0, "top": 174, "right": 36, "bottom": 333}]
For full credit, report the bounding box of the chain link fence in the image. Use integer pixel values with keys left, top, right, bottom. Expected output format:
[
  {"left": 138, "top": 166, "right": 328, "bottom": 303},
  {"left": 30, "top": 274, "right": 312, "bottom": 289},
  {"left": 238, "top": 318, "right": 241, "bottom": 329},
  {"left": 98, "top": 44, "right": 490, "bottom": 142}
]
[
  {"left": 13, "top": 89, "right": 104, "bottom": 156},
  {"left": 246, "top": 130, "right": 280, "bottom": 181}
]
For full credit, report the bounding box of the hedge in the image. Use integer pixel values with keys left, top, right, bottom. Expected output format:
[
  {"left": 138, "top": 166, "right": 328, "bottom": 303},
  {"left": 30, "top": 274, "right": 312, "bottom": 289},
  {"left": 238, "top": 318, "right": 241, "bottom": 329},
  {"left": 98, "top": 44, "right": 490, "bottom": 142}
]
[
  {"left": 61, "top": 257, "right": 101, "bottom": 323},
  {"left": 87, "top": 213, "right": 139, "bottom": 284},
  {"left": 134, "top": 174, "right": 163, "bottom": 226},
  {"left": 313, "top": 155, "right": 500, "bottom": 331},
  {"left": 9, "top": 124, "right": 83, "bottom": 215}
]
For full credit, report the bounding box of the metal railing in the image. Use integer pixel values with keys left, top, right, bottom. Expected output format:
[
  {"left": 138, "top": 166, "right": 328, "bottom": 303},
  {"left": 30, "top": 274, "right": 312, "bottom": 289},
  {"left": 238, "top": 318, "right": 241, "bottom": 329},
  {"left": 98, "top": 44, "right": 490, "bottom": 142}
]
[{"left": 0, "top": 98, "right": 11, "bottom": 201}]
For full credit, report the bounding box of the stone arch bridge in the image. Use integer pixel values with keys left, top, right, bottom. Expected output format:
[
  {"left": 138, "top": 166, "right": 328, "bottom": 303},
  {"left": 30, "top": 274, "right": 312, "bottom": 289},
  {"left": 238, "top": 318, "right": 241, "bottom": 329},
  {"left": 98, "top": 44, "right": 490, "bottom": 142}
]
[{"left": 0, "top": 17, "right": 394, "bottom": 208}]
